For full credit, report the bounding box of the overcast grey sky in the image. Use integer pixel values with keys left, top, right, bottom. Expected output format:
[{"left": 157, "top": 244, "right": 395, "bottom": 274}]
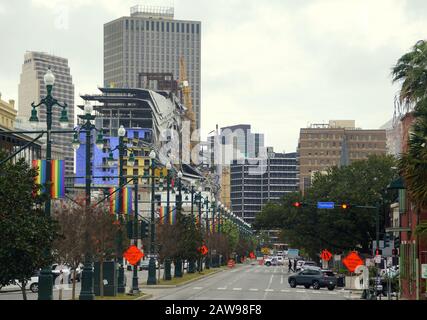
[{"left": 1, "top": 0, "right": 427, "bottom": 153}]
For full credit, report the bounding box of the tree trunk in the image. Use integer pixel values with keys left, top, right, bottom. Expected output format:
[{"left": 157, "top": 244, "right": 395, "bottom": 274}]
[
  {"left": 100, "top": 258, "right": 104, "bottom": 297},
  {"left": 20, "top": 280, "right": 27, "bottom": 301},
  {"left": 72, "top": 269, "right": 77, "bottom": 300}
]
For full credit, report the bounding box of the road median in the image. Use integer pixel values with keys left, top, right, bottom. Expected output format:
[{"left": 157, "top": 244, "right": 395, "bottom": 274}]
[{"left": 140, "top": 266, "right": 230, "bottom": 288}]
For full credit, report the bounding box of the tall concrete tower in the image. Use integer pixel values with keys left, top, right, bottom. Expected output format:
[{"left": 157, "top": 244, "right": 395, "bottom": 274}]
[
  {"left": 104, "top": 5, "right": 202, "bottom": 131},
  {"left": 18, "top": 51, "right": 75, "bottom": 176}
]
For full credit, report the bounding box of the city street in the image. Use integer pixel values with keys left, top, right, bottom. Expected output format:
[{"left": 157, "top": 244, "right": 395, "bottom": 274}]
[
  {"left": 144, "top": 263, "right": 355, "bottom": 301},
  {"left": 0, "top": 262, "right": 359, "bottom": 300}
]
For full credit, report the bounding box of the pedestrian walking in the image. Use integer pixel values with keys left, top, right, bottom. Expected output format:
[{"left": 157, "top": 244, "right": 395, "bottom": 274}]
[
  {"left": 293, "top": 259, "right": 298, "bottom": 272},
  {"left": 288, "top": 259, "right": 293, "bottom": 273}
]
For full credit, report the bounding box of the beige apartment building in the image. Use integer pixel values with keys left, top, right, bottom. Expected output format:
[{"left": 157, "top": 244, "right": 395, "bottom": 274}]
[
  {"left": 0, "top": 93, "right": 17, "bottom": 130},
  {"left": 297, "top": 120, "right": 387, "bottom": 193}
]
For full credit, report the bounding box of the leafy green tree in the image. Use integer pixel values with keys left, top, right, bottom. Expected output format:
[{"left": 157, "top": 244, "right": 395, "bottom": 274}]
[
  {"left": 254, "top": 155, "right": 397, "bottom": 259},
  {"left": 0, "top": 156, "right": 58, "bottom": 300},
  {"left": 221, "top": 219, "right": 239, "bottom": 254}
]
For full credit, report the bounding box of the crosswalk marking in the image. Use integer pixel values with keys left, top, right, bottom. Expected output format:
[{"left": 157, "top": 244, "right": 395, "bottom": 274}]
[
  {"left": 232, "top": 288, "right": 242, "bottom": 291},
  {"left": 265, "top": 289, "right": 274, "bottom": 292},
  {"left": 281, "top": 289, "right": 290, "bottom": 293},
  {"left": 217, "top": 287, "right": 227, "bottom": 290},
  {"left": 296, "top": 290, "right": 306, "bottom": 293},
  {"left": 327, "top": 291, "right": 337, "bottom": 295},
  {"left": 249, "top": 288, "right": 259, "bottom": 291}
]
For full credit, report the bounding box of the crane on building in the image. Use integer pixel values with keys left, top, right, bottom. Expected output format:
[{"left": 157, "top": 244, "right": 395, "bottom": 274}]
[{"left": 179, "top": 56, "right": 198, "bottom": 163}]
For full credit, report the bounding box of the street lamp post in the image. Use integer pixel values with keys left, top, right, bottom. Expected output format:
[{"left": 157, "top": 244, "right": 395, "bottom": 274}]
[
  {"left": 30, "top": 68, "right": 69, "bottom": 300},
  {"left": 174, "top": 170, "right": 183, "bottom": 278},
  {"left": 131, "top": 175, "right": 140, "bottom": 294},
  {"left": 204, "top": 196, "right": 210, "bottom": 270},
  {"left": 188, "top": 182, "right": 196, "bottom": 274},
  {"left": 116, "top": 125, "right": 127, "bottom": 293},
  {"left": 164, "top": 161, "right": 172, "bottom": 281},
  {"left": 147, "top": 150, "right": 157, "bottom": 285},
  {"left": 196, "top": 186, "right": 203, "bottom": 272},
  {"left": 74, "top": 101, "right": 104, "bottom": 300}
]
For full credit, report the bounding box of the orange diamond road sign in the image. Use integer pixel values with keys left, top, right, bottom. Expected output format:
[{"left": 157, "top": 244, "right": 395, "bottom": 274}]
[
  {"left": 123, "top": 245, "right": 144, "bottom": 266},
  {"left": 198, "top": 245, "right": 208, "bottom": 256},
  {"left": 342, "top": 251, "right": 364, "bottom": 272},
  {"left": 227, "top": 259, "right": 235, "bottom": 268},
  {"left": 320, "top": 249, "right": 332, "bottom": 261}
]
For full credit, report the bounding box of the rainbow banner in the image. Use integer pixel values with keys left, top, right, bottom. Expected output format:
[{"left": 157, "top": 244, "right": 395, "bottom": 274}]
[
  {"left": 32, "top": 160, "right": 65, "bottom": 199},
  {"left": 109, "top": 187, "right": 132, "bottom": 215},
  {"left": 169, "top": 207, "right": 176, "bottom": 225}
]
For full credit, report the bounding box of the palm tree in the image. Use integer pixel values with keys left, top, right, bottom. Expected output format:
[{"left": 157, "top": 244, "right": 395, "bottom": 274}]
[
  {"left": 392, "top": 40, "right": 427, "bottom": 112},
  {"left": 392, "top": 40, "right": 427, "bottom": 210}
]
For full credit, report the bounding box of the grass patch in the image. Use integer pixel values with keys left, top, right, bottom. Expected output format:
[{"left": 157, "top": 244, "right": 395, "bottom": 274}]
[
  {"left": 157, "top": 266, "right": 227, "bottom": 285},
  {"left": 95, "top": 292, "right": 146, "bottom": 300}
]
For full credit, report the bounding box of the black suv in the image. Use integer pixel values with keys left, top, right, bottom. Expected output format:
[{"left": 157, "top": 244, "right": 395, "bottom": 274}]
[{"left": 288, "top": 269, "right": 337, "bottom": 290}]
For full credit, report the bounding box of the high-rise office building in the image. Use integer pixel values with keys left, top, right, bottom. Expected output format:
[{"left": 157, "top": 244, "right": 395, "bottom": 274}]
[
  {"left": 208, "top": 124, "right": 265, "bottom": 207},
  {"left": 230, "top": 150, "right": 299, "bottom": 225},
  {"left": 104, "top": 5, "right": 201, "bottom": 130},
  {"left": 297, "top": 120, "right": 387, "bottom": 193},
  {"left": 18, "top": 51, "right": 75, "bottom": 176}
]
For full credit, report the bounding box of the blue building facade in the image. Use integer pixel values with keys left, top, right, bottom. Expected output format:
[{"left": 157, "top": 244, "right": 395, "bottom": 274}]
[{"left": 75, "top": 128, "right": 151, "bottom": 186}]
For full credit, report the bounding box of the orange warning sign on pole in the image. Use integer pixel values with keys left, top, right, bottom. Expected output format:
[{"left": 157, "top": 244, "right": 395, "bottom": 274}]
[
  {"left": 320, "top": 249, "right": 333, "bottom": 261},
  {"left": 342, "top": 251, "right": 364, "bottom": 272},
  {"left": 123, "top": 245, "right": 144, "bottom": 266}
]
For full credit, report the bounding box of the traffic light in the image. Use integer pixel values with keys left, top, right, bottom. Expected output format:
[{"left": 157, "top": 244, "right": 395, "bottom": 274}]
[
  {"left": 384, "top": 233, "right": 391, "bottom": 247},
  {"left": 340, "top": 203, "right": 351, "bottom": 209},
  {"left": 141, "top": 220, "right": 149, "bottom": 239},
  {"left": 392, "top": 248, "right": 398, "bottom": 256},
  {"left": 394, "top": 236, "right": 400, "bottom": 249},
  {"left": 293, "top": 202, "right": 303, "bottom": 208}
]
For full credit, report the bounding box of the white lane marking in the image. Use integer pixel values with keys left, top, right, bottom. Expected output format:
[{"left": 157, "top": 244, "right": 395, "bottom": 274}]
[
  {"left": 280, "top": 275, "right": 283, "bottom": 284},
  {"left": 217, "top": 287, "right": 227, "bottom": 290},
  {"left": 249, "top": 288, "right": 259, "bottom": 291},
  {"left": 312, "top": 291, "right": 321, "bottom": 294},
  {"left": 193, "top": 287, "right": 203, "bottom": 290},
  {"left": 296, "top": 290, "right": 306, "bottom": 293},
  {"left": 265, "top": 289, "right": 274, "bottom": 292},
  {"left": 328, "top": 292, "right": 337, "bottom": 295},
  {"left": 232, "top": 288, "right": 242, "bottom": 291},
  {"left": 281, "top": 289, "right": 290, "bottom": 293}
]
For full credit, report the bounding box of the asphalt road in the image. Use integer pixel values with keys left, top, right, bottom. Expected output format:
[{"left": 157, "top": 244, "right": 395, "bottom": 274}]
[{"left": 144, "top": 263, "right": 354, "bottom": 300}]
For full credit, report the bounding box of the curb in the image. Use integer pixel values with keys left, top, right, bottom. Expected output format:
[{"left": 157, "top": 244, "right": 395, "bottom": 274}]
[
  {"left": 134, "top": 294, "right": 153, "bottom": 300},
  {"left": 140, "top": 266, "right": 232, "bottom": 289}
]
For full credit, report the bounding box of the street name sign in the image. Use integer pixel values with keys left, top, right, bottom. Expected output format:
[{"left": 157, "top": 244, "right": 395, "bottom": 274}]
[{"left": 317, "top": 202, "right": 335, "bottom": 209}]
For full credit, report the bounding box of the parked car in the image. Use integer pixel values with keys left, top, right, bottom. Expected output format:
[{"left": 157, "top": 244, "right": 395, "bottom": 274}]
[
  {"left": 288, "top": 269, "right": 337, "bottom": 290},
  {"left": 296, "top": 260, "right": 317, "bottom": 271},
  {"left": 0, "top": 273, "right": 39, "bottom": 293},
  {"left": 140, "top": 259, "right": 159, "bottom": 270},
  {"left": 264, "top": 256, "right": 278, "bottom": 266},
  {"left": 276, "top": 256, "right": 285, "bottom": 265}
]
